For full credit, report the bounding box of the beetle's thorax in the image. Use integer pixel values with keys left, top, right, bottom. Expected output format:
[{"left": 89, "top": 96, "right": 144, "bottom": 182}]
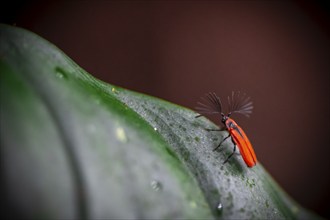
[{"left": 224, "top": 118, "right": 238, "bottom": 130}]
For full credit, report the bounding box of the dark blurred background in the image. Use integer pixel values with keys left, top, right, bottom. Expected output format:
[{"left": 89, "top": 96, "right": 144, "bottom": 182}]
[{"left": 1, "top": 1, "right": 329, "bottom": 218}]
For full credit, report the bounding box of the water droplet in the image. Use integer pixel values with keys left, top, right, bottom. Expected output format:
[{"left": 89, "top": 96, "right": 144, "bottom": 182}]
[
  {"left": 217, "top": 203, "right": 223, "bottom": 212},
  {"left": 54, "top": 66, "right": 68, "bottom": 79},
  {"left": 116, "top": 127, "right": 127, "bottom": 143},
  {"left": 150, "top": 180, "right": 162, "bottom": 191},
  {"left": 111, "top": 87, "right": 118, "bottom": 94},
  {"left": 56, "top": 72, "right": 64, "bottom": 79}
]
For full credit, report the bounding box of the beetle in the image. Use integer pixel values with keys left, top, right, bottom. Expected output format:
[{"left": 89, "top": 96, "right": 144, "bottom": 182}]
[{"left": 195, "top": 91, "right": 257, "bottom": 167}]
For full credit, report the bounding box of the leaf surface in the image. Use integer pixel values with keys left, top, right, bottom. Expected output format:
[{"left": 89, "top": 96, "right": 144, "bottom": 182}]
[{"left": 0, "top": 24, "right": 320, "bottom": 219}]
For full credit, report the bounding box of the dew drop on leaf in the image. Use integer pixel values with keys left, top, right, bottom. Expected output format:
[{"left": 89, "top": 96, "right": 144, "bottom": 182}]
[
  {"left": 150, "top": 180, "right": 162, "bottom": 191},
  {"left": 116, "top": 127, "right": 127, "bottom": 143},
  {"left": 56, "top": 72, "right": 64, "bottom": 79},
  {"left": 111, "top": 87, "right": 119, "bottom": 94},
  {"left": 216, "top": 202, "right": 223, "bottom": 213},
  {"left": 54, "top": 66, "right": 68, "bottom": 79}
]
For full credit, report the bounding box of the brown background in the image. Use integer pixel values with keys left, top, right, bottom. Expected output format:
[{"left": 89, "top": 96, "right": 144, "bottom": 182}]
[{"left": 2, "top": 1, "right": 329, "bottom": 218}]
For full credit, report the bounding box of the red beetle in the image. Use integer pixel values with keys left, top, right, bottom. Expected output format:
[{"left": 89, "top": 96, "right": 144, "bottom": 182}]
[{"left": 196, "top": 92, "right": 257, "bottom": 167}]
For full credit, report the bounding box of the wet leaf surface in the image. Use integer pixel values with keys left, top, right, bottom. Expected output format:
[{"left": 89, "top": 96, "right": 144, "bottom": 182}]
[{"left": 0, "top": 24, "right": 321, "bottom": 219}]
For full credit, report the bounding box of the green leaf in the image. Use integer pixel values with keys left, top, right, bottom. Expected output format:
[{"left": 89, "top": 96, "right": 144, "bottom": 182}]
[{"left": 0, "top": 24, "right": 321, "bottom": 219}]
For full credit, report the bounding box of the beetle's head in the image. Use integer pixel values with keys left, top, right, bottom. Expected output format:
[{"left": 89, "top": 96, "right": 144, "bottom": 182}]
[{"left": 221, "top": 113, "right": 228, "bottom": 124}]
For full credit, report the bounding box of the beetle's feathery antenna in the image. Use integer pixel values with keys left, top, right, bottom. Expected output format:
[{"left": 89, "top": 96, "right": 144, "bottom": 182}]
[
  {"left": 227, "top": 91, "right": 253, "bottom": 117},
  {"left": 195, "top": 92, "right": 223, "bottom": 118}
]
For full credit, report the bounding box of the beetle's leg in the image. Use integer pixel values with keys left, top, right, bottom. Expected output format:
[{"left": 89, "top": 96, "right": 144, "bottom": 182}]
[
  {"left": 229, "top": 137, "right": 241, "bottom": 155},
  {"left": 213, "top": 133, "right": 231, "bottom": 151},
  {"left": 223, "top": 144, "right": 237, "bottom": 164}
]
